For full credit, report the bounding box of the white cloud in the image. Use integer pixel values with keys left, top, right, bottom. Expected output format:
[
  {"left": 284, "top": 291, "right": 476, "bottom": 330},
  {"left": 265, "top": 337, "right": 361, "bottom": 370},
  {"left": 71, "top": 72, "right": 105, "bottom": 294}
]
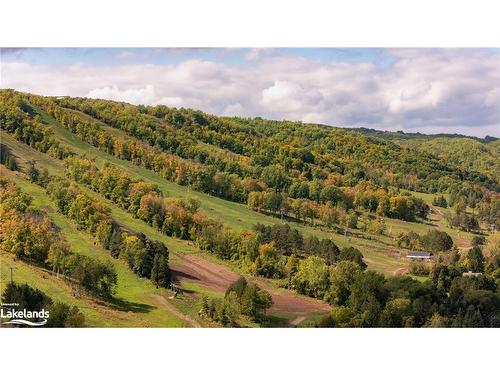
[
  {"left": 87, "top": 84, "right": 157, "bottom": 104},
  {"left": 222, "top": 103, "right": 246, "bottom": 116},
  {"left": 1, "top": 49, "right": 499, "bottom": 137}
]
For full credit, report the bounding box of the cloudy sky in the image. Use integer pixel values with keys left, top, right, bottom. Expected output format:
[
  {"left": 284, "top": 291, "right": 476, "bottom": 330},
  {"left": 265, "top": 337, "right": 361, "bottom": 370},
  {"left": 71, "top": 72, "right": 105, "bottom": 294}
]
[{"left": 1, "top": 48, "right": 499, "bottom": 137}]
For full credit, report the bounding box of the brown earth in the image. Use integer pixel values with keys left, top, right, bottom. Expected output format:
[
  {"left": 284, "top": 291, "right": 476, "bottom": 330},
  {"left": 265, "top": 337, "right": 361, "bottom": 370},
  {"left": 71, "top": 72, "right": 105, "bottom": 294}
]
[{"left": 170, "top": 253, "right": 331, "bottom": 321}]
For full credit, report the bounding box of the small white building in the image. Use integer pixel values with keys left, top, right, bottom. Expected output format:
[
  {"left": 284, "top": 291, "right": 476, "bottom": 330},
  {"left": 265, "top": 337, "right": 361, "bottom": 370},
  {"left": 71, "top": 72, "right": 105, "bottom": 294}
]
[
  {"left": 406, "top": 251, "right": 433, "bottom": 260},
  {"left": 462, "top": 271, "right": 482, "bottom": 277}
]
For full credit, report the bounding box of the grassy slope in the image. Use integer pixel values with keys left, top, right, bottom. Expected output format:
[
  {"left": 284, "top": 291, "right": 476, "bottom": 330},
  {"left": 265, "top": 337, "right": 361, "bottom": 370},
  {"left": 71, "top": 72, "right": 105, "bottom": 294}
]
[
  {"left": 0, "top": 252, "right": 115, "bottom": 327},
  {"left": 0, "top": 165, "right": 190, "bottom": 327},
  {"left": 29, "top": 105, "right": 407, "bottom": 274},
  {"left": 1, "top": 137, "right": 330, "bottom": 326}
]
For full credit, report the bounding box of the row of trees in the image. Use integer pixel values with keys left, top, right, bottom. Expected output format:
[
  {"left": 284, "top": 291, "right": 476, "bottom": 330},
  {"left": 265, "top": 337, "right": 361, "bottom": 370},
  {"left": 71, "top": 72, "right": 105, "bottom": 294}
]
[
  {"left": 0, "top": 92, "right": 73, "bottom": 160},
  {"left": 64, "top": 157, "right": 206, "bottom": 242},
  {"left": 25, "top": 165, "right": 172, "bottom": 289},
  {"left": 247, "top": 187, "right": 429, "bottom": 229},
  {"left": 0, "top": 179, "right": 117, "bottom": 298},
  {"left": 254, "top": 223, "right": 366, "bottom": 267}
]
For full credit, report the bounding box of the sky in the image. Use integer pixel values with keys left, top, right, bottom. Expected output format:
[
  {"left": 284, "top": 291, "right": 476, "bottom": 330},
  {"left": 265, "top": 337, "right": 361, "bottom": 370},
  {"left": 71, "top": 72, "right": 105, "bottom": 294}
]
[{"left": 1, "top": 48, "right": 499, "bottom": 137}]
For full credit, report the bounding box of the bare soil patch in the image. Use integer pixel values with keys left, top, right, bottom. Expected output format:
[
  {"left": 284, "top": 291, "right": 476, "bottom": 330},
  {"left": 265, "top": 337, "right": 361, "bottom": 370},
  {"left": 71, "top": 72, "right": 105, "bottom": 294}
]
[{"left": 170, "top": 253, "right": 331, "bottom": 318}]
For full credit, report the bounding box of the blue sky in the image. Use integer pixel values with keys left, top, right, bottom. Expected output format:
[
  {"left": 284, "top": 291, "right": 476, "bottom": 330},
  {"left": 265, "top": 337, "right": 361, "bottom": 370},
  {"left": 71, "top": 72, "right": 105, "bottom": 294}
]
[
  {"left": 2, "top": 48, "right": 398, "bottom": 67},
  {"left": 2, "top": 48, "right": 499, "bottom": 137}
]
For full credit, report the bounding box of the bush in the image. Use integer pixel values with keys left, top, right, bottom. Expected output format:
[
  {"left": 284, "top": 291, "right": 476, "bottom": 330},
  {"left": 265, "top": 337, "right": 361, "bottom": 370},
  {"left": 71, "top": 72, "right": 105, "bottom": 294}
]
[{"left": 420, "top": 229, "right": 453, "bottom": 252}]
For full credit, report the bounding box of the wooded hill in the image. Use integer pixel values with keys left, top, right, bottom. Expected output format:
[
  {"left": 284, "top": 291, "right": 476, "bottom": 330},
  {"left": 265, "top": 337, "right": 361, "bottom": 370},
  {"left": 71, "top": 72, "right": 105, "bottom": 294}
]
[{"left": 1, "top": 89, "right": 499, "bottom": 327}]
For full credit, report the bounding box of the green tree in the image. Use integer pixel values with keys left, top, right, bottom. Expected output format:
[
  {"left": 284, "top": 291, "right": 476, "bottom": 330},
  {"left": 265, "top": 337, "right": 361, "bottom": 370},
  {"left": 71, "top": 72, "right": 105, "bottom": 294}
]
[
  {"left": 291, "top": 256, "right": 330, "bottom": 298},
  {"left": 320, "top": 185, "right": 343, "bottom": 205},
  {"left": 379, "top": 298, "right": 412, "bottom": 327},
  {"left": 330, "top": 306, "right": 356, "bottom": 327},
  {"left": 339, "top": 246, "right": 366, "bottom": 270},
  {"left": 327, "top": 261, "right": 361, "bottom": 305},
  {"left": 466, "top": 246, "right": 485, "bottom": 273},
  {"left": 420, "top": 229, "right": 453, "bottom": 253},
  {"left": 348, "top": 271, "right": 388, "bottom": 326},
  {"left": 151, "top": 253, "right": 171, "bottom": 288},
  {"left": 240, "top": 285, "right": 273, "bottom": 319}
]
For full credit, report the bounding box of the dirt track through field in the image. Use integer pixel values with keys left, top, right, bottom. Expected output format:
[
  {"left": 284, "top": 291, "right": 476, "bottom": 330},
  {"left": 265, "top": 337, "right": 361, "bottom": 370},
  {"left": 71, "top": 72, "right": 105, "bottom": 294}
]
[
  {"left": 170, "top": 253, "right": 331, "bottom": 321},
  {"left": 432, "top": 208, "right": 470, "bottom": 249},
  {"left": 393, "top": 267, "right": 407, "bottom": 276},
  {"left": 150, "top": 294, "right": 201, "bottom": 328}
]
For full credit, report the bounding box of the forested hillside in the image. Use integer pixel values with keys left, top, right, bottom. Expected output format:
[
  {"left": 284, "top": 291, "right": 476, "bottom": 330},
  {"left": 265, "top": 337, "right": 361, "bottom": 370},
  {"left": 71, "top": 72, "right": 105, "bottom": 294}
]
[
  {"left": 351, "top": 128, "right": 500, "bottom": 185},
  {"left": 1, "top": 88, "right": 499, "bottom": 327}
]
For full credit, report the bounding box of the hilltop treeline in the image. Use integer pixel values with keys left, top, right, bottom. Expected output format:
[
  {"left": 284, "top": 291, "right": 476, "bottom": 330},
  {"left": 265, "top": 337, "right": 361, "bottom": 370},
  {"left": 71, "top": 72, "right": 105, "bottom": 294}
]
[
  {"left": 351, "top": 128, "right": 500, "bottom": 185},
  {"left": 53, "top": 94, "right": 498, "bottom": 193}
]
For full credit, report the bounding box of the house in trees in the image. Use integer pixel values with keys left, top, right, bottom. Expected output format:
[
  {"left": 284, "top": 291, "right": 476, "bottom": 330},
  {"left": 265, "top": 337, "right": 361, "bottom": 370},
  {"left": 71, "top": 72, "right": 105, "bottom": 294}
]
[
  {"left": 462, "top": 271, "right": 482, "bottom": 277},
  {"left": 406, "top": 251, "right": 433, "bottom": 261}
]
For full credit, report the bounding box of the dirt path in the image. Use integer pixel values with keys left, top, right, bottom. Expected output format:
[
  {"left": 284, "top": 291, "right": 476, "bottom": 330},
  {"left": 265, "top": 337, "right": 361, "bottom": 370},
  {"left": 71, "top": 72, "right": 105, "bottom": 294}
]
[
  {"left": 170, "top": 253, "right": 330, "bottom": 320},
  {"left": 289, "top": 316, "right": 306, "bottom": 326},
  {"left": 171, "top": 253, "right": 239, "bottom": 292},
  {"left": 432, "top": 207, "right": 470, "bottom": 249},
  {"left": 150, "top": 294, "right": 201, "bottom": 328}
]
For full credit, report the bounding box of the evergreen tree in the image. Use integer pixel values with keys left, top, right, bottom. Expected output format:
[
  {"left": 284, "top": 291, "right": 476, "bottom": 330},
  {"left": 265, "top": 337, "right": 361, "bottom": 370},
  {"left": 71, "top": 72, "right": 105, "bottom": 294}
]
[
  {"left": 151, "top": 253, "right": 171, "bottom": 288},
  {"left": 467, "top": 246, "right": 485, "bottom": 273}
]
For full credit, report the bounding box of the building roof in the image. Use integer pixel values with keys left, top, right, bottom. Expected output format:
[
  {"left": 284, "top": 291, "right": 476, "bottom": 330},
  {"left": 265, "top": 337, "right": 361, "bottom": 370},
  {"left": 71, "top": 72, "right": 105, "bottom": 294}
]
[
  {"left": 407, "top": 251, "right": 432, "bottom": 257},
  {"left": 463, "top": 271, "right": 482, "bottom": 277}
]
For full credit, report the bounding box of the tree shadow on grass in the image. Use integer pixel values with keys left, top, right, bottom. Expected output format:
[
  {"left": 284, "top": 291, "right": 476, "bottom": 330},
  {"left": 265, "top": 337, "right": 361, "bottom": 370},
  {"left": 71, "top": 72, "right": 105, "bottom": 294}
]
[
  {"left": 171, "top": 269, "right": 200, "bottom": 283},
  {"left": 105, "top": 297, "right": 155, "bottom": 314}
]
